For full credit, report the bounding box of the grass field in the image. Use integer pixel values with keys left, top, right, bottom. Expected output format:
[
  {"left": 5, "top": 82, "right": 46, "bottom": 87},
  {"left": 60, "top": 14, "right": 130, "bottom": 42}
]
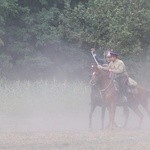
[
  {"left": 0, "top": 80, "right": 150, "bottom": 149},
  {"left": 0, "top": 80, "right": 89, "bottom": 114}
]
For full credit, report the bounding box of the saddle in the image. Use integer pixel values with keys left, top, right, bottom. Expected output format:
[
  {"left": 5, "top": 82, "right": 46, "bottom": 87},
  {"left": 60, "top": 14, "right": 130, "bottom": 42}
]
[{"left": 113, "top": 78, "right": 138, "bottom": 95}]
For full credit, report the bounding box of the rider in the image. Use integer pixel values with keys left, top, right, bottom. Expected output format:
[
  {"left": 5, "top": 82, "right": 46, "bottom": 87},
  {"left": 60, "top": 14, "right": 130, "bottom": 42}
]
[{"left": 97, "top": 51, "right": 130, "bottom": 101}]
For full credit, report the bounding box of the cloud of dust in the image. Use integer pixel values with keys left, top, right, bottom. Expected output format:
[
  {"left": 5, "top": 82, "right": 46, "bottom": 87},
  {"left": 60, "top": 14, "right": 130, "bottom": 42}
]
[{"left": 0, "top": 44, "right": 150, "bottom": 132}]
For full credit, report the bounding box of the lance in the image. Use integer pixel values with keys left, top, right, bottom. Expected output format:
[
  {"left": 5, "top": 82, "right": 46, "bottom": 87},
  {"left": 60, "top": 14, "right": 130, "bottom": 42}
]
[{"left": 91, "top": 50, "right": 100, "bottom": 66}]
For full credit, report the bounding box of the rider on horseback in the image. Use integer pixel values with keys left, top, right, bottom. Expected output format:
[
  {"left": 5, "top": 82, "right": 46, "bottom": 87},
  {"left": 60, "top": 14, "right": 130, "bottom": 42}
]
[{"left": 91, "top": 49, "right": 137, "bottom": 102}]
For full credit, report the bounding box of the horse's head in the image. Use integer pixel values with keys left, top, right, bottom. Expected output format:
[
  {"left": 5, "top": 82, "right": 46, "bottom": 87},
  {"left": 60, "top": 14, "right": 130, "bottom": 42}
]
[
  {"left": 89, "top": 63, "right": 110, "bottom": 86},
  {"left": 90, "top": 63, "right": 98, "bottom": 74}
]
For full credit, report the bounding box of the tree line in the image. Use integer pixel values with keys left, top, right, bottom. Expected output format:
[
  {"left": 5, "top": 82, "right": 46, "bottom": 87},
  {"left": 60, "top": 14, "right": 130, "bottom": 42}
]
[{"left": 0, "top": 0, "right": 150, "bottom": 82}]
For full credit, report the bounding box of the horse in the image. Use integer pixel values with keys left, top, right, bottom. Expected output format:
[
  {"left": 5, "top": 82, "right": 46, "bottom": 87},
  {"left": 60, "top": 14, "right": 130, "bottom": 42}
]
[
  {"left": 89, "top": 64, "right": 129, "bottom": 129},
  {"left": 90, "top": 64, "right": 150, "bottom": 129}
]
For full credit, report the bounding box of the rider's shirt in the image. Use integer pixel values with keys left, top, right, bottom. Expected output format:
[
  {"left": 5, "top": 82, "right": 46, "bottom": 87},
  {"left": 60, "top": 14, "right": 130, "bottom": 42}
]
[
  {"left": 108, "top": 59, "right": 128, "bottom": 76},
  {"left": 99, "top": 58, "right": 137, "bottom": 86}
]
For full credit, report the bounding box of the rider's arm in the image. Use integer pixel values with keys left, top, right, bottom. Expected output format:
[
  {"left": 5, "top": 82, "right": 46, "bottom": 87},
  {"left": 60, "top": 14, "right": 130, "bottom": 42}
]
[
  {"left": 97, "top": 59, "right": 112, "bottom": 70},
  {"left": 98, "top": 63, "right": 110, "bottom": 70},
  {"left": 91, "top": 49, "right": 104, "bottom": 65}
]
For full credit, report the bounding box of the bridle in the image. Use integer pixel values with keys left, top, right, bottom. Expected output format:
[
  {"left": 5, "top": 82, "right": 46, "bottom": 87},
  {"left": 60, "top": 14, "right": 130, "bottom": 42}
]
[{"left": 93, "top": 71, "right": 113, "bottom": 92}]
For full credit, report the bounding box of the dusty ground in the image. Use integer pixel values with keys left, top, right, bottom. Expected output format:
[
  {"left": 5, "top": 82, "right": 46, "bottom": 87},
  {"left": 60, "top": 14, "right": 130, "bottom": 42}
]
[
  {"left": 0, "top": 110, "right": 150, "bottom": 150},
  {"left": 0, "top": 130, "right": 150, "bottom": 150},
  {"left": 0, "top": 81, "right": 150, "bottom": 149}
]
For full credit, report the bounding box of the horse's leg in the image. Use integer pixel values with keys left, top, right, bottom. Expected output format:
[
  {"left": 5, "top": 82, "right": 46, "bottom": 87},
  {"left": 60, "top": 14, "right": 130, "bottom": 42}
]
[
  {"left": 101, "top": 106, "right": 106, "bottom": 129},
  {"left": 108, "top": 103, "right": 116, "bottom": 129},
  {"left": 111, "top": 103, "right": 117, "bottom": 129},
  {"left": 123, "top": 105, "right": 129, "bottom": 128},
  {"left": 129, "top": 104, "right": 143, "bottom": 129},
  {"left": 89, "top": 104, "right": 96, "bottom": 129},
  {"left": 107, "top": 105, "right": 111, "bottom": 129}
]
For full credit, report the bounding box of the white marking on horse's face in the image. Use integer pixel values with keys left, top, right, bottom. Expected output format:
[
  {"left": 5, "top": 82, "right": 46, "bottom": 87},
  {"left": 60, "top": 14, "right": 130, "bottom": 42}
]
[
  {"left": 92, "top": 72, "right": 96, "bottom": 75},
  {"left": 91, "top": 65, "right": 94, "bottom": 68}
]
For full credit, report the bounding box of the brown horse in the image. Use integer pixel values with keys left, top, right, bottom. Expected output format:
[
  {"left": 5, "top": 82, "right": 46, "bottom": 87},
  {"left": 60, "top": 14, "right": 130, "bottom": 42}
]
[
  {"left": 90, "top": 64, "right": 150, "bottom": 129},
  {"left": 89, "top": 64, "right": 129, "bottom": 129}
]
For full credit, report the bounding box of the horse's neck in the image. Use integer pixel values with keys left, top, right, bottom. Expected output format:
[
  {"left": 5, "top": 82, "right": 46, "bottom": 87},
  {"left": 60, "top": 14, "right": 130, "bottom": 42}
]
[{"left": 98, "top": 73, "right": 110, "bottom": 86}]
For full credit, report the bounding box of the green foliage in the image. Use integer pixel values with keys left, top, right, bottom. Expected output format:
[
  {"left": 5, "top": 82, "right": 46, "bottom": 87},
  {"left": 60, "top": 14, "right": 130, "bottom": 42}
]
[
  {"left": 61, "top": 0, "right": 150, "bottom": 54},
  {"left": 1, "top": 0, "right": 149, "bottom": 51},
  {"left": 0, "top": 0, "right": 150, "bottom": 80},
  {"left": 26, "top": 8, "right": 61, "bottom": 47},
  {"left": 0, "top": 0, "right": 18, "bottom": 36},
  {"left": 2, "top": 0, "right": 150, "bottom": 52}
]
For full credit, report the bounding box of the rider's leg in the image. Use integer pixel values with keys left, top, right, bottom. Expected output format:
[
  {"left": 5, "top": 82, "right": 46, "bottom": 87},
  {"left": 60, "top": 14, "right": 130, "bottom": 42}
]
[{"left": 115, "top": 76, "right": 128, "bottom": 102}]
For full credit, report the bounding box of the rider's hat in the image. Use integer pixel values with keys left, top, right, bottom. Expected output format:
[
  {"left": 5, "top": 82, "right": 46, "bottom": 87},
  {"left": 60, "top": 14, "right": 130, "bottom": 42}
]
[{"left": 110, "top": 51, "right": 119, "bottom": 57}]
